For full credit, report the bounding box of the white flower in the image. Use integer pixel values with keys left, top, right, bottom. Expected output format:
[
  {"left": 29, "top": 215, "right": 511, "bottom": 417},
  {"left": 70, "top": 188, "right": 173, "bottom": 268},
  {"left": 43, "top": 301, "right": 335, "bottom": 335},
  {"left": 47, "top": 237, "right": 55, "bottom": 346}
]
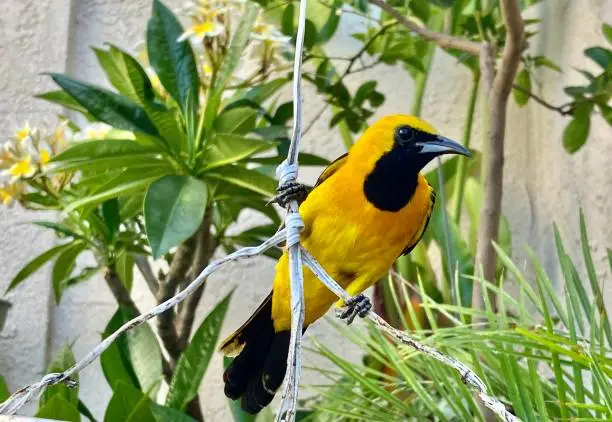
[
  {"left": 74, "top": 123, "right": 112, "bottom": 141},
  {"left": 251, "top": 17, "right": 291, "bottom": 44},
  {"left": 178, "top": 13, "right": 225, "bottom": 42}
]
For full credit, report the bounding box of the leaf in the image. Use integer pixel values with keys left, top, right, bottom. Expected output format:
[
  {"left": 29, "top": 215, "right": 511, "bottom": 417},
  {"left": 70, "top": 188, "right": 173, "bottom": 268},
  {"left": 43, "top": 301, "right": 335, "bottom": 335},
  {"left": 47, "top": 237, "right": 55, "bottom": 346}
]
[
  {"left": 41, "top": 344, "right": 79, "bottom": 407},
  {"left": 604, "top": 23, "right": 612, "bottom": 45},
  {"left": 147, "top": 0, "right": 200, "bottom": 111},
  {"left": 93, "top": 46, "right": 151, "bottom": 103},
  {"left": 207, "top": 166, "right": 277, "bottom": 197},
  {"left": 52, "top": 242, "right": 86, "bottom": 304},
  {"left": 100, "top": 307, "right": 163, "bottom": 395},
  {"left": 36, "top": 90, "right": 94, "bottom": 118},
  {"left": 563, "top": 107, "right": 591, "bottom": 153},
  {"left": 78, "top": 400, "right": 98, "bottom": 422},
  {"left": 513, "top": 69, "right": 531, "bottom": 107},
  {"left": 353, "top": 81, "right": 377, "bottom": 107},
  {"left": 0, "top": 375, "right": 9, "bottom": 401},
  {"left": 50, "top": 73, "right": 158, "bottom": 135},
  {"left": 246, "top": 78, "right": 288, "bottom": 104},
  {"left": 53, "top": 140, "right": 161, "bottom": 163},
  {"left": 203, "top": 3, "right": 258, "bottom": 132},
  {"left": 214, "top": 107, "right": 258, "bottom": 134},
  {"left": 31, "top": 221, "right": 84, "bottom": 240},
  {"left": 144, "top": 175, "right": 208, "bottom": 258},
  {"left": 584, "top": 46, "right": 612, "bottom": 69},
  {"left": 103, "top": 198, "right": 121, "bottom": 241},
  {"left": 203, "top": 134, "right": 276, "bottom": 169},
  {"left": 116, "top": 250, "right": 134, "bottom": 292},
  {"left": 166, "top": 292, "right": 233, "bottom": 410},
  {"left": 104, "top": 381, "right": 155, "bottom": 422},
  {"left": 250, "top": 152, "right": 330, "bottom": 166},
  {"left": 150, "top": 403, "right": 197, "bottom": 422},
  {"left": 318, "top": 0, "right": 342, "bottom": 42},
  {"left": 66, "top": 177, "right": 160, "bottom": 212},
  {"left": 281, "top": 4, "right": 295, "bottom": 35},
  {"left": 7, "top": 242, "right": 77, "bottom": 292},
  {"left": 36, "top": 395, "right": 81, "bottom": 422},
  {"left": 532, "top": 56, "right": 562, "bottom": 72}
]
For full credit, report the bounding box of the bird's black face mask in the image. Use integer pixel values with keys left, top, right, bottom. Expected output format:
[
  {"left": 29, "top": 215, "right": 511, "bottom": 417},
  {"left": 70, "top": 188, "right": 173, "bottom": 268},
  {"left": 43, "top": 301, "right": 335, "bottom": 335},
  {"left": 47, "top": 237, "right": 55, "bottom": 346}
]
[{"left": 363, "top": 125, "right": 472, "bottom": 212}]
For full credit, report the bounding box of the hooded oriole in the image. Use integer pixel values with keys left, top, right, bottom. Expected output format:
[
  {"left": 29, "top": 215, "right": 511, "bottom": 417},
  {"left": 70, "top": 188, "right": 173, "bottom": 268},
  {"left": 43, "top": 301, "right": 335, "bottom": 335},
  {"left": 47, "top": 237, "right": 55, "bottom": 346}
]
[{"left": 220, "top": 114, "right": 471, "bottom": 413}]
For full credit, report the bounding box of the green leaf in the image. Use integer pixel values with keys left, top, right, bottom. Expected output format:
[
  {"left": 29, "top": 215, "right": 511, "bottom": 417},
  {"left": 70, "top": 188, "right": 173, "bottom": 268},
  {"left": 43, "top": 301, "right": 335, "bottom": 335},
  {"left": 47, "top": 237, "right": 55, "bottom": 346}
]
[
  {"left": 36, "top": 395, "right": 81, "bottom": 422},
  {"left": 214, "top": 107, "right": 258, "bottom": 134},
  {"left": 513, "top": 69, "right": 531, "bottom": 107},
  {"left": 147, "top": 0, "right": 200, "bottom": 111},
  {"left": 584, "top": 46, "right": 612, "bottom": 69},
  {"left": 144, "top": 175, "right": 208, "bottom": 258},
  {"left": 150, "top": 403, "right": 197, "bottom": 422},
  {"left": 563, "top": 107, "right": 591, "bottom": 153},
  {"left": 78, "top": 400, "right": 98, "bottom": 422},
  {"left": 31, "top": 221, "right": 84, "bottom": 240},
  {"left": 203, "top": 3, "right": 258, "bottom": 132},
  {"left": 318, "top": 0, "right": 342, "bottom": 42},
  {"left": 353, "top": 81, "right": 377, "bottom": 107},
  {"left": 207, "top": 166, "right": 277, "bottom": 197},
  {"left": 7, "top": 242, "right": 77, "bottom": 292},
  {"left": 604, "top": 23, "right": 612, "bottom": 45},
  {"left": 93, "top": 46, "right": 150, "bottom": 103},
  {"left": 50, "top": 73, "right": 158, "bottom": 135},
  {"left": 101, "top": 307, "right": 163, "bottom": 395},
  {"left": 532, "top": 56, "right": 562, "bottom": 72},
  {"left": 250, "top": 152, "right": 329, "bottom": 167},
  {"left": 0, "top": 375, "right": 9, "bottom": 401},
  {"left": 246, "top": 78, "right": 288, "bottom": 104},
  {"left": 116, "top": 250, "right": 134, "bottom": 292},
  {"left": 36, "top": 90, "right": 94, "bottom": 119},
  {"left": 66, "top": 177, "right": 160, "bottom": 212},
  {"left": 41, "top": 344, "right": 79, "bottom": 407},
  {"left": 203, "top": 134, "right": 276, "bottom": 169},
  {"left": 103, "top": 198, "right": 121, "bottom": 241},
  {"left": 166, "top": 292, "right": 233, "bottom": 410},
  {"left": 104, "top": 381, "right": 155, "bottom": 422},
  {"left": 52, "top": 242, "right": 86, "bottom": 304},
  {"left": 53, "top": 140, "right": 162, "bottom": 163}
]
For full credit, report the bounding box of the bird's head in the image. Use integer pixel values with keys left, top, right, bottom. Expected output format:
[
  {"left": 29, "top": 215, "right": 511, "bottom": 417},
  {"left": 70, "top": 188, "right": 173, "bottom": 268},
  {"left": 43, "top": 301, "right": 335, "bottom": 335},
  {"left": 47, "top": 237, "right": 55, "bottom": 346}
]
[
  {"left": 347, "top": 115, "right": 472, "bottom": 211},
  {"left": 350, "top": 114, "right": 472, "bottom": 172}
]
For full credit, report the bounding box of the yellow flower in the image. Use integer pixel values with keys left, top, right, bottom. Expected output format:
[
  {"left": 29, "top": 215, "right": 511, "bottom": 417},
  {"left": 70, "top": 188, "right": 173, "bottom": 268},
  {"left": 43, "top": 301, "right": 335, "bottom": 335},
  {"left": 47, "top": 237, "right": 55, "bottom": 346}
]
[
  {"left": 8, "top": 155, "right": 36, "bottom": 178},
  {"left": 0, "top": 144, "right": 16, "bottom": 169},
  {"left": 0, "top": 182, "right": 24, "bottom": 207},
  {"left": 178, "top": 13, "right": 224, "bottom": 42},
  {"left": 251, "top": 16, "right": 290, "bottom": 43},
  {"left": 39, "top": 149, "right": 51, "bottom": 167},
  {"left": 14, "top": 122, "right": 32, "bottom": 143}
]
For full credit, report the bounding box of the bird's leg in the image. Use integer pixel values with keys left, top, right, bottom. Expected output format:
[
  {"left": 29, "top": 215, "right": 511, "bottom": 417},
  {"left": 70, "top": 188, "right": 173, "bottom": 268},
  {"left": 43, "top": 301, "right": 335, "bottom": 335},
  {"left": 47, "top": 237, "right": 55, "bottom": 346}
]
[
  {"left": 337, "top": 294, "right": 372, "bottom": 325},
  {"left": 269, "top": 181, "right": 309, "bottom": 208}
]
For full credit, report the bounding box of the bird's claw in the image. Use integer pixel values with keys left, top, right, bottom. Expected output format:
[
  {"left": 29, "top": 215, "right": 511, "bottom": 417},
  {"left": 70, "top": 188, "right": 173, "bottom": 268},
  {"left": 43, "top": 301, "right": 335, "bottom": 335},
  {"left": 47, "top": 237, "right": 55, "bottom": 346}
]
[
  {"left": 337, "top": 294, "right": 372, "bottom": 325},
  {"left": 269, "top": 181, "right": 309, "bottom": 208}
]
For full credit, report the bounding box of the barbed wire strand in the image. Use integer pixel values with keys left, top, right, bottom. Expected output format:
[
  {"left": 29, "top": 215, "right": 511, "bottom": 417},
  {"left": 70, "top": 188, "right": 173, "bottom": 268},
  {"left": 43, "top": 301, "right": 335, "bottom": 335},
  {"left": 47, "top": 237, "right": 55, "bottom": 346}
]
[{"left": 0, "top": 0, "right": 520, "bottom": 419}]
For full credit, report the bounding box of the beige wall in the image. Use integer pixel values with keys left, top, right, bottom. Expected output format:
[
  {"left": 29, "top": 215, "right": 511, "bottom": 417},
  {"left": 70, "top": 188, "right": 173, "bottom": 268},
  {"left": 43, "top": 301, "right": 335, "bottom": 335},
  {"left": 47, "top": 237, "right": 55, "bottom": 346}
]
[{"left": 0, "top": 0, "right": 610, "bottom": 420}]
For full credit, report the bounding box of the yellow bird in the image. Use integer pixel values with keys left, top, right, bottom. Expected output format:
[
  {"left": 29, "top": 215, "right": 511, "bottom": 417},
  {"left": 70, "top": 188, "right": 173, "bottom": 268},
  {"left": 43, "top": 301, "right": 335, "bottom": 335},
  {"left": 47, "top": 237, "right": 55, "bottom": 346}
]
[{"left": 220, "top": 114, "right": 471, "bottom": 413}]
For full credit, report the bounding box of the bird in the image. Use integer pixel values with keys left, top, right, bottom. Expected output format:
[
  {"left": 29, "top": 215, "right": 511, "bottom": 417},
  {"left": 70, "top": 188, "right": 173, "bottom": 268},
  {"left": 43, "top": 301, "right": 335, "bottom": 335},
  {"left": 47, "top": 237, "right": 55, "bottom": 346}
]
[{"left": 220, "top": 114, "right": 471, "bottom": 414}]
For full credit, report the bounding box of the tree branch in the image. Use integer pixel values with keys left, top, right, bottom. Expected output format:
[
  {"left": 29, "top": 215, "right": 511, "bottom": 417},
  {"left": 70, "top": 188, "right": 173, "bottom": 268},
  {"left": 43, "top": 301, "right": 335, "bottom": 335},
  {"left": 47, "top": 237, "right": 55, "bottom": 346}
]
[
  {"left": 474, "top": 0, "right": 525, "bottom": 309},
  {"left": 368, "top": 0, "right": 482, "bottom": 56},
  {"left": 104, "top": 266, "right": 140, "bottom": 314},
  {"left": 156, "top": 236, "right": 196, "bottom": 366},
  {"left": 134, "top": 255, "right": 158, "bottom": 296},
  {"left": 512, "top": 84, "right": 573, "bottom": 115}
]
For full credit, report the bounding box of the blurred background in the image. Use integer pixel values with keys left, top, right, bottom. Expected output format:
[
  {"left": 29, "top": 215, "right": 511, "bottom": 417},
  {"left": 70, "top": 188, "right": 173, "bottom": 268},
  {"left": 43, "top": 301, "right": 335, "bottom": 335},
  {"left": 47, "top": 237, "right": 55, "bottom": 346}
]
[{"left": 0, "top": 0, "right": 610, "bottom": 420}]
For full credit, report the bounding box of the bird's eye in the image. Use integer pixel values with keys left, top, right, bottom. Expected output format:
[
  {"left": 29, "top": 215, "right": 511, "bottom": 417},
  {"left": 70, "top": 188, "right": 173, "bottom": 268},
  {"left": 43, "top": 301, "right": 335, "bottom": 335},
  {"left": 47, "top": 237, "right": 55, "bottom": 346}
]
[{"left": 396, "top": 126, "right": 414, "bottom": 143}]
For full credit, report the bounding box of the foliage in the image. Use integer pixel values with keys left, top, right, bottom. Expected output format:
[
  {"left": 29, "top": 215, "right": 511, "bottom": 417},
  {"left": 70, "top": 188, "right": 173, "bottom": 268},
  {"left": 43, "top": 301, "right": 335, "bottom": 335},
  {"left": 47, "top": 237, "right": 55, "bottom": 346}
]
[{"left": 305, "top": 215, "right": 612, "bottom": 421}]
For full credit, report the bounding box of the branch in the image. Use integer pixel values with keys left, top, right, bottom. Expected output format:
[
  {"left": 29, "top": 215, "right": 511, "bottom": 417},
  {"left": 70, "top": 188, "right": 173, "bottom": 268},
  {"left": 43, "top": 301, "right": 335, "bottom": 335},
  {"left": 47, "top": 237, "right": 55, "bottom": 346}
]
[
  {"left": 0, "top": 231, "right": 287, "bottom": 416},
  {"left": 474, "top": 0, "right": 525, "bottom": 309},
  {"left": 156, "top": 235, "right": 196, "bottom": 366},
  {"left": 368, "top": 0, "right": 482, "bottom": 56},
  {"left": 511, "top": 84, "right": 573, "bottom": 115},
  {"left": 104, "top": 266, "right": 140, "bottom": 314},
  {"left": 177, "top": 210, "right": 216, "bottom": 347},
  {"left": 134, "top": 255, "right": 158, "bottom": 295}
]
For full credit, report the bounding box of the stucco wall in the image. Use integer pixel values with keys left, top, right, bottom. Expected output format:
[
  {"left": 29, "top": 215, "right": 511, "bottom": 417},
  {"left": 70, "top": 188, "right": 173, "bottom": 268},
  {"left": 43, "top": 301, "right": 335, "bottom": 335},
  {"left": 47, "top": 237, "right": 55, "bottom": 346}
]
[{"left": 0, "top": 0, "right": 610, "bottom": 420}]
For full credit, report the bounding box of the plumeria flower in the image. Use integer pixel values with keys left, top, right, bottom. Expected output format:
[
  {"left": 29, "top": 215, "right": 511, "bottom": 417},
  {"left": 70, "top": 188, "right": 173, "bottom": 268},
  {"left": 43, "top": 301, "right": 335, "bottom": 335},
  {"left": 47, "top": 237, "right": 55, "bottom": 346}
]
[
  {"left": 251, "top": 17, "right": 291, "bottom": 44},
  {"left": 74, "top": 123, "right": 112, "bottom": 141},
  {"left": 0, "top": 182, "right": 24, "bottom": 207},
  {"left": 0, "top": 143, "right": 16, "bottom": 170},
  {"left": 14, "top": 122, "right": 34, "bottom": 143},
  {"left": 178, "top": 11, "right": 225, "bottom": 42},
  {"left": 8, "top": 155, "right": 36, "bottom": 179}
]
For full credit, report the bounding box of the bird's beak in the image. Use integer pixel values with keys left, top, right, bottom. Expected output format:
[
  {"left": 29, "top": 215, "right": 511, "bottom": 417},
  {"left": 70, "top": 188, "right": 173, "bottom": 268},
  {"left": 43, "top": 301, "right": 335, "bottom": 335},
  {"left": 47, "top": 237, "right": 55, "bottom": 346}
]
[{"left": 416, "top": 136, "right": 472, "bottom": 158}]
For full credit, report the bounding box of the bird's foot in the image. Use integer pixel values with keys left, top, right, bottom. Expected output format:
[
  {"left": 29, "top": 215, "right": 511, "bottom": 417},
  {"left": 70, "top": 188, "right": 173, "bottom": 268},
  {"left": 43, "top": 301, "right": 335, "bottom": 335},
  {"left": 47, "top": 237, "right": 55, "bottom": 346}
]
[
  {"left": 269, "top": 181, "right": 309, "bottom": 208},
  {"left": 337, "top": 294, "right": 372, "bottom": 325}
]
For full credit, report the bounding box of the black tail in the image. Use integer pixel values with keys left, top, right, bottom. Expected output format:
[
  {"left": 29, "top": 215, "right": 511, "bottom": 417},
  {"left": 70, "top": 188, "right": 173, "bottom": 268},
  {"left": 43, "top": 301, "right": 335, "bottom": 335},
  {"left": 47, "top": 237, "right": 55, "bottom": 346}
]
[{"left": 220, "top": 293, "right": 290, "bottom": 414}]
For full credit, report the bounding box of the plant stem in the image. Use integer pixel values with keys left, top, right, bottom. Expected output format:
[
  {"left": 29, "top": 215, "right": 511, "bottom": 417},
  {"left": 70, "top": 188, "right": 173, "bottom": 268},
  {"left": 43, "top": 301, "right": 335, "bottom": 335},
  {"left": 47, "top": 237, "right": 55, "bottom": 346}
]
[{"left": 452, "top": 70, "right": 480, "bottom": 223}]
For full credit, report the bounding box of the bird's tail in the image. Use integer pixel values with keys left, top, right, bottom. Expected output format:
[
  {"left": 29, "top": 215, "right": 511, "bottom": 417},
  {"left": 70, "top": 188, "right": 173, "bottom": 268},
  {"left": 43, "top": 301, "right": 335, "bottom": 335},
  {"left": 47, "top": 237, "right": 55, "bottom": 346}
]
[{"left": 220, "top": 292, "right": 290, "bottom": 414}]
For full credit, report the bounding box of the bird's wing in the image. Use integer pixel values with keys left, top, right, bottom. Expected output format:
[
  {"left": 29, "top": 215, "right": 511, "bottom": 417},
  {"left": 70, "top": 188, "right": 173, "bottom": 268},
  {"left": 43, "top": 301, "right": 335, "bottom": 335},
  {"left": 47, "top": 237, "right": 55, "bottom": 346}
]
[
  {"left": 273, "top": 153, "right": 349, "bottom": 236},
  {"left": 313, "top": 152, "right": 348, "bottom": 188},
  {"left": 400, "top": 190, "right": 436, "bottom": 256}
]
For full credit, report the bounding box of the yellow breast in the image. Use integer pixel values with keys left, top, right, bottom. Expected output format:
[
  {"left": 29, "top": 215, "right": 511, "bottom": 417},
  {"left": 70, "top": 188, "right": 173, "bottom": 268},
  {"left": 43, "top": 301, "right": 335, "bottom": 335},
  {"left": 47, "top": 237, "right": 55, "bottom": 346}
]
[{"left": 271, "top": 162, "right": 434, "bottom": 331}]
